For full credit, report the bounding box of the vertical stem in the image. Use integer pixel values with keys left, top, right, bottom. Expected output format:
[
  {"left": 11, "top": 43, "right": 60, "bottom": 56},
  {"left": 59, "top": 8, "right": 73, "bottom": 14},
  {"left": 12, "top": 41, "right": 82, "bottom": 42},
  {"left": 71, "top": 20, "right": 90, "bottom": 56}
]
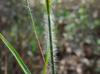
[{"left": 45, "top": 0, "right": 55, "bottom": 74}]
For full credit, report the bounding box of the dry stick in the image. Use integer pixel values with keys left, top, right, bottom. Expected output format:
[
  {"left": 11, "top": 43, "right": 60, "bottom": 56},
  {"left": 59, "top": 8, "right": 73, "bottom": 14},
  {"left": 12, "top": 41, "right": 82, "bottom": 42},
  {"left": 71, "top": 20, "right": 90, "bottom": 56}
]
[
  {"left": 25, "top": 0, "right": 45, "bottom": 63},
  {"left": 45, "top": 0, "right": 55, "bottom": 74}
]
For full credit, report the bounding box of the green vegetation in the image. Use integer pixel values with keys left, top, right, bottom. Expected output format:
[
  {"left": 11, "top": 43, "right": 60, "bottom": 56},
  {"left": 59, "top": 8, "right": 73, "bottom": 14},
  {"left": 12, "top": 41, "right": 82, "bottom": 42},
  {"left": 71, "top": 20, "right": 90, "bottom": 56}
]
[
  {"left": 0, "top": 33, "right": 32, "bottom": 74},
  {"left": 0, "top": 0, "right": 100, "bottom": 74}
]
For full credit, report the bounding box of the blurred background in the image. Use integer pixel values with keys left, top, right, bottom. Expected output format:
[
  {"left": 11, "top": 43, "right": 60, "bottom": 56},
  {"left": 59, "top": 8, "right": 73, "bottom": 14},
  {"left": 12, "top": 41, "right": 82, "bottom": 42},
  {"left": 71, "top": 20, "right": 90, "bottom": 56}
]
[{"left": 0, "top": 0, "right": 100, "bottom": 74}]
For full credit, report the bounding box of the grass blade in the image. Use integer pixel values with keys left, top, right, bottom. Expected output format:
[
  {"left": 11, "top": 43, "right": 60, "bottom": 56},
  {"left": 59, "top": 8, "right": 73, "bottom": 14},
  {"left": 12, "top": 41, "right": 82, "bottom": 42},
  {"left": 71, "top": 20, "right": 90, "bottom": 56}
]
[
  {"left": 24, "top": 0, "right": 45, "bottom": 63},
  {"left": 0, "top": 33, "right": 32, "bottom": 74},
  {"left": 43, "top": 48, "right": 50, "bottom": 74}
]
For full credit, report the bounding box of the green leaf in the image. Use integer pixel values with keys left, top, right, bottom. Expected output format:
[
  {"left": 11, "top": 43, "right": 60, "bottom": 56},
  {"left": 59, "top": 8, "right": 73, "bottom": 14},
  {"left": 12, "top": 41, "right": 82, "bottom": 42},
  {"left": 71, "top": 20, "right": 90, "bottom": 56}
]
[
  {"left": 43, "top": 48, "right": 50, "bottom": 74},
  {"left": 0, "top": 33, "right": 32, "bottom": 74}
]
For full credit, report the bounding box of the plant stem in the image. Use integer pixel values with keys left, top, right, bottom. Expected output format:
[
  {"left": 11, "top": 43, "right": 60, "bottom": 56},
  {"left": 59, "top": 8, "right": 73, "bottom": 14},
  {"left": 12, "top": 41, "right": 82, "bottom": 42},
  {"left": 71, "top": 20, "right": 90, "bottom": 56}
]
[
  {"left": 45, "top": 0, "right": 55, "bottom": 74},
  {"left": 25, "top": 0, "right": 45, "bottom": 63}
]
